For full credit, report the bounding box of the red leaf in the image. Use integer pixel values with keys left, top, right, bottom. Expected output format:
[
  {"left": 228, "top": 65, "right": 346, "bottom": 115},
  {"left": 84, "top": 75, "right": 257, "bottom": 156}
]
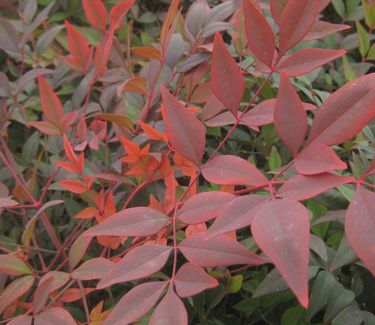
[
  {"left": 82, "top": 0, "right": 107, "bottom": 31},
  {"left": 63, "top": 135, "right": 78, "bottom": 165},
  {"left": 98, "top": 245, "right": 172, "bottom": 288},
  {"left": 59, "top": 180, "right": 88, "bottom": 194},
  {"left": 177, "top": 191, "right": 235, "bottom": 224},
  {"left": 243, "top": 0, "right": 276, "bottom": 67},
  {"left": 95, "top": 29, "right": 114, "bottom": 76},
  {"left": 211, "top": 33, "right": 245, "bottom": 116},
  {"left": 38, "top": 75, "right": 64, "bottom": 129},
  {"left": 207, "top": 195, "right": 268, "bottom": 238},
  {"left": 64, "top": 21, "right": 93, "bottom": 73},
  {"left": 71, "top": 257, "right": 114, "bottom": 281},
  {"left": 240, "top": 100, "right": 276, "bottom": 127},
  {"left": 274, "top": 73, "right": 307, "bottom": 157},
  {"left": 240, "top": 99, "right": 315, "bottom": 127},
  {"left": 295, "top": 143, "right": 347, "bottom": 175},
  {"left": 34, "top": 307, "right": 76, "bottom": 325},
  {"left": 0, "top": 197, "right": 18, "bottom": 208},
  {"left": 84, "top": 207, "right": 169, "bottom": 237},
  {"left": 69, "top": 234, "right": 92, "bottom": 270},
  {"left": 161, "top": 86, "right": 206, "bottom": 166},
  {"left": 179, "top": 233, "right": 264, "bottom": 267},
  {"left": 7, "top": 315, "right": 32, "bottom": 325},
  {"left": 174, "top": 263, "right": 218, "bottom": 297},
  {"left": 109, "top": 0, "right": 135, "bottom": 30},
  {"left": 278, "top": 0, "right": 319, "bottom": 54},
  {"left": 202, "top": 155, "right": 269, "bottom": 186},
  {"left": 307, "top": 73, "right": 375, "bottom": 146},
  {"left": 104, "top": 282, "right": 167, "bottom": 325},
  {"left": 149, "top": 287, "right": 188, "bottom": 325},
  {"left": 270, "top": 0, "right": 288, "bottom": 25},
  {"left": 278, "top": 173, "right": 354, "bottom": 201},
  {"left": 277, "top": 48, "right": 346, "bottom": 77},
  {"left": 252, "top": 198, "right": 310, "bottom": 308},
  {"left": 345, "top": 187, "right": 375, "bottom": 276},
  {"left": 33, "top": 277, "right": 54, "bottom": 314},
  {"left": 0, "top": 254, "right": 32, "bottom": 276},
  {"left": 0, "top": 275, "right": 34, "bottom": 315},
  {"left": 39, "top": 271, "right": 70, "bottom": 293},
  {"left": 303, "top": 21, "right": 351, "bottom": 41}
]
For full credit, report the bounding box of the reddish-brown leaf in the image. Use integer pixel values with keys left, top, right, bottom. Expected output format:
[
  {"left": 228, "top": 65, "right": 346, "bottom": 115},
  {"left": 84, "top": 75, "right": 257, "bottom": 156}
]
[
  {"left": 38, "top": 75, "right": 64, "bottom": 129},
  {"left": 177, "top": 191, "right": 235, "bottom": 224},
  {"left": 98, "top": 245, "right": 172, "bottom": 288},
  {"left": 34, "top": 307, "right": 76, "bottom": 325},
  {"left": 295, "top": 143, "right": 347, "bottom": 175},
  {"left": 109, "top": 0, "right": 135, "bottom": 30},
  {"left": 345, "top": 187, "right": 375, "bottom": 276},
  {"left": 303, "top": 21, "right": 351, "bottom": 41},
  {"left": 243, "top": 0, "right": 276, "bottom": 67},
  {"left": 252, "top": 198, "right": 310, "bottom": 307},
  {"left": 132, "top": 47, "right": 162, "bottom": 61},
  {"left": 71, "top": 257, "right": 114, "bottom": 281},
  {"left": 64, "top": 21, "right": 92, "bottom": 73},
  {"left": 82, "top": 0, "right": 107, "bottom": 31},
  {"left": 277, "top": 48, "right": 346, "bottom": 77},
  {"left": 207, "top": 195, "right": 268, "bottom": 238},
  {"left": 174, "top": 263, "right": 218, "bottom": 297},
  {"left": 161, "top": 86, "right": 206, "bottom": 165},
  {"left": 84, "top": 207, "right": 169, "bottom": 237},
  {"left": 149, "top": 287, "right": 188, "bottom": 325},
  {"left": 307, "top": 73, "right": 375, "bottom": 146},
  {"left": 0, "top": 275, "right": 34, "bottom": 315},
  {"left": 274, "top": 73, "right": 307, "bottom": 157},
  {"left": 202, "top": 155, "right": 269, "bottom": 186},
  {"left": 179, "top": 233, "right": 265, "bottom": 267},
  {"left": 278, "top": 0, "right": 319, "bottom": 54},
  {"left": 211, "top": 33, "right": 245, "bottom": 116},
  {"left": 278, "top": 173, "right": 354, "bottom": 201},
  {"left": 104, "top": 282, "right": 167, "bottom": 325},
  {"left": 29, "top": 121, "right": 61, "bottom": 136},
  {"left": 160, "top": 0, "right": 180, "bottom": 48}
]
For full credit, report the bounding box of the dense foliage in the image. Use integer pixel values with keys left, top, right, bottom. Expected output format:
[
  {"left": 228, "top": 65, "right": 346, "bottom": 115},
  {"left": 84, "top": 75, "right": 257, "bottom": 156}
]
[{"left": 0, "top": 0, "right": 375, "bottom": 324}]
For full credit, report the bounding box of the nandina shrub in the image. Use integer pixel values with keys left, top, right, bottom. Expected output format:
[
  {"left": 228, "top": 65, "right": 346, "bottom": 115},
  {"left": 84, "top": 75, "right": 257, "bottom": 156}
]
[{"left": 0, "top": 0, "right": 375, "bottom": 324}]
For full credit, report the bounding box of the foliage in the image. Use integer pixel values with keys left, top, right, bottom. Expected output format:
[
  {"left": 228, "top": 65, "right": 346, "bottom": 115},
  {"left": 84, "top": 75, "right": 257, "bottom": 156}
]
[{"left": 0, "top": 0, "right": 374, "bottom": 324}]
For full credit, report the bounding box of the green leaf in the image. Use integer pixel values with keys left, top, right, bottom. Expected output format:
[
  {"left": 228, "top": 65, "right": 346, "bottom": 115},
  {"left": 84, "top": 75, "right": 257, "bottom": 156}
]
[
  {"left": 342, "top": 55, "right": 356, "bottom": 81},
  {"left": 356, "top": 21, "right": 370, "bottom": 57},
  {"left": 233, "top": 298, "right": 259, "bottom": 313},
  {"left": 324, "top": 282, "right": 355, "bottom": 321},
  {"left": 332, "top": 0, "right": 346, "bottom": 18},
  {"left": 308, "top": 271, "right": 336, "bottom": 319},
  {"left": 226, "top": 275, "right": 243, "bottom": 293},
  {"left": 332, "top": 304, "right": 363, "bottom": 325},
  {"left": 361, "top": 0, "right": 375, "bottom": 29},
  {"left": 267, "top": 146, "right": 282, "bottom": 170},
  {"left": 281, "top": 305, "right": 306, "bottom": 325},
  {"left": 367, "top": 44, "right": 375, "bottom": 60}
]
